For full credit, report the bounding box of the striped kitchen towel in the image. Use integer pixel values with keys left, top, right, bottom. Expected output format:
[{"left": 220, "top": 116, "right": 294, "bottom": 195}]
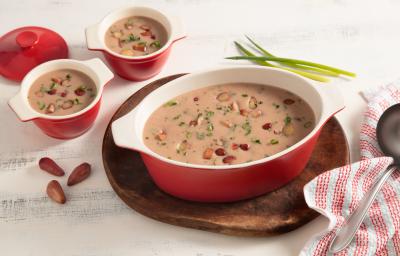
[{"left": 301, "top": 84, "right": 400, "bottom": 256}]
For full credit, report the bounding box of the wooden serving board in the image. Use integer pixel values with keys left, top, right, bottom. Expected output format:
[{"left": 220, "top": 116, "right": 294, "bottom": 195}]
[{"left": 102, "top": 74, "right": 350, "bottom": 236}]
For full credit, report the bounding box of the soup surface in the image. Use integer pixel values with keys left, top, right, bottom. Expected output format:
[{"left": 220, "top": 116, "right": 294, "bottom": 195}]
[
  {"left": 143, "top": 83, "right": 315, "bottom": 165},
  {"left": 105, "top": 16, "right": 168, "bottom": 57},
  {"left": 28, "top": 69, "right": 97, "bottom": 116}
]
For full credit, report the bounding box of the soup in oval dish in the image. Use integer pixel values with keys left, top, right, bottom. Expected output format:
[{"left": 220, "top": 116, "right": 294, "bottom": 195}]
[{"left": 143, "top": 83, "right": 315, "bottom": 165}]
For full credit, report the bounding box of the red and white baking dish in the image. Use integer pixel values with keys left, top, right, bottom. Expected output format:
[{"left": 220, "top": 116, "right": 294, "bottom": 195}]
[
  {"left": 112, "top": 66, "right": 344, "bottom": 202},
  {"left": 85, "top": 6, "right": 185, "bottom": 81},
  {"left": 8, "top": 58, "right": 114, "bottom": 139}
]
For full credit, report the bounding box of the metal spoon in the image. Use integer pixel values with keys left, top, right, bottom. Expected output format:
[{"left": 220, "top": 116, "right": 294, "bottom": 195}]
[{"left": 329, "top": 104, "right": 400, "bottom": 253}]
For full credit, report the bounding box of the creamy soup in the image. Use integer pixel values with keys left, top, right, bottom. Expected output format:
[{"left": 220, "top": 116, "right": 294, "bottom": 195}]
[
  {"left": 28, "top": 69, "right": 97, "bottom": 116},
  {"left": 105, "top": 16, "right": 168, "bottom": 57},
  {"left": 143, "top": 83, "right": 315, "bottom": 165}
]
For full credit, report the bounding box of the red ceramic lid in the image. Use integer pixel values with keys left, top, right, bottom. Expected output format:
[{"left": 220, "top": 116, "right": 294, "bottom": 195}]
[{"left": 0, "top": 26, "right": 68, "bottom": 82}]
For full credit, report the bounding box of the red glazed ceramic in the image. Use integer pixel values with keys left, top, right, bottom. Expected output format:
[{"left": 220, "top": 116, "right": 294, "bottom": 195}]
[
  {"left": 85, "top": 6, "right": 185, "bottom": 81},
  {"left": 111, "top": 66, "right": 345, "bottom": 202},
  {"left": 0, "top": 26, "right": 68, "bottom": 82},
  {"left": 8, "top": 58, "right": 114, "bottom": 139}
]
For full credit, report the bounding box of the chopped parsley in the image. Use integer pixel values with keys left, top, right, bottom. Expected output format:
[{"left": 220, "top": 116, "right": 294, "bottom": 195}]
[
  {"left": 164, "top": 100, "right": 178, "bottom": 107},
  {"left": 196, "top": 132, "right": 205, "bottom": 140},
  {"left": 150, "top": 40, "right": 161, "bottom": 48},
  {"left": 270, "top": 139, "right": 279, "bottom": 145},
  {"left": 37, "top": 101, "right": 46, "bottom": 110},
  {"left": 284, "top": 116, "right": 292, "bottom": 125},
  {"left": 207, "top": 123, "right": 214, "bottom": 132},
  {"left": 251, "top": 138, "right": 261, "bottom": 144},
  {"left": 241, "top": 120, "right": 252, "bottom": 135},
  {"left": 242, "top": 94, "right": 248, "bottom": 97},
  {"left": 173, "top": 114, "right": 181, "bottom": 120}
]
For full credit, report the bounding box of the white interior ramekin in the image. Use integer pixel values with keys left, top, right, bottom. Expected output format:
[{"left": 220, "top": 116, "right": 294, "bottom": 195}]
[
  {"left": 8, "top": 58, "right": 114, "bottom": 121},
  {"left": 85, "top": 6, "right": 185, "bottom": 60},
  {"left": 112, "top": 66, "right": 345, "bottom": 169}
]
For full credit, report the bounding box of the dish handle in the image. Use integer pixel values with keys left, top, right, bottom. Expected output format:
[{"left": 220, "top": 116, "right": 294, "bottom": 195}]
[
  {"left": 8, "top": 93, "right": 38, "bottom": 122},
  {"left": 170, "top": 15, "right": 186, "bottom": 42},
  {"left": 111, "top": 108, "right": 152, "bottom": 155},
  {"left": 85, "top": 24, "right": 102, "bottom": 50},
  {"left": 318, "top": 84, "right": 345, "bottom": 119},
  {"left": 83, "top": 58, "right": 114, "bottom": 86}
]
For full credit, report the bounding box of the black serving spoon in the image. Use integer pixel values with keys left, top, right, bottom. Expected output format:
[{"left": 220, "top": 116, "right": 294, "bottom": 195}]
[{"left": 330, "top": 104, "right": 400, "bottom": 253}]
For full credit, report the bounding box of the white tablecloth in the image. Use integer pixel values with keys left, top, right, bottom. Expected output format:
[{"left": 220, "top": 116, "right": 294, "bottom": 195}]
[{"left": 1, "top": 0, "right": 400, "bottom": 255}]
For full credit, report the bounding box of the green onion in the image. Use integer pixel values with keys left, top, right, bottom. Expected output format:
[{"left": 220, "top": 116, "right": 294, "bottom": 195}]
[
  {"left": 270, "top": 139, "right": 279, "bottom": 145},
  {"left": 241, "top": 120, "right": 252, "bottom": 135},
  {"left": 244, "top": 35, "right": 340, "bottom": 77},
  {"left": 226, "top": 55, "right": 355, "bottom": 77},
  {"left": 164, "top": 100, "right": 178, "bottom": 107},
  {"left": 284, "top": 116, "right": 292, "bottom": 125},
  {"left": 150, "top": 40, "right": 161, "bottom": 48},
  {"left": 196, "top": 132, "right": 205, "bottom": 140},
  {"left": 233, "top": 42, "right": 330, "bottom": 82}
]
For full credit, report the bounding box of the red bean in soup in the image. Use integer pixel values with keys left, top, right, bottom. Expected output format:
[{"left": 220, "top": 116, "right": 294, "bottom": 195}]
[
  {"left": 28, "top": 70, "right": 97, "bottom": 116},
  {"left": 105, "top": 16, "right": 168, "bottom": 57},
  {"left": 143, "top": 83, "right": 315, "bottom": 165}
]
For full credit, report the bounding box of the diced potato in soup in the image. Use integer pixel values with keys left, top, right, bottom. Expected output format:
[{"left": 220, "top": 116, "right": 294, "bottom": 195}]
[
  {"left": 143, "top": 83, "right": 315, "bottom": 165},
  {"left": 105, "top": 16, "right": 167, "bottom": 57},
  {"left": 28, "top": 70, "right": 97, "bottom": 116}
]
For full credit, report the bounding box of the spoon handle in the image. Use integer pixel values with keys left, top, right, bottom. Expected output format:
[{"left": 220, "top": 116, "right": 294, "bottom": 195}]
[{"left": 329, "top": 165, "right": 397, "bottom": 253}]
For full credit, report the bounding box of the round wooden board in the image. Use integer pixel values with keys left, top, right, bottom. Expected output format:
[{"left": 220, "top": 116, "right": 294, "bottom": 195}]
[{"left": 102, "top": 74, "right": 350, "bottom": 237}]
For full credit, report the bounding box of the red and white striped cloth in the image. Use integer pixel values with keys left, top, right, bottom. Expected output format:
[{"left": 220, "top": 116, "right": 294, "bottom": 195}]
[{"left": 301, "top": 84, "right": 400, "bottom": 256}]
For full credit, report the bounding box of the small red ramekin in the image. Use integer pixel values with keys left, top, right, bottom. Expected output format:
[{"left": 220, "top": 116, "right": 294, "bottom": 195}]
[
  {"left": 8, "top": 58, "right": 114, "bottom": 139},
  {"left": 85, "top": 6, "right": 185, "bottom": 81}
]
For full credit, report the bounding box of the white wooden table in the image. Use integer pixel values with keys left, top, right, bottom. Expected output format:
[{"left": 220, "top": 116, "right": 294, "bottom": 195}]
[{"left": 2, "top": 0, "right": 400, "bottom": 255}]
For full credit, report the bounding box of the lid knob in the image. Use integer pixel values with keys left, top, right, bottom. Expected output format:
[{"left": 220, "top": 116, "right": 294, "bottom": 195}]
[{"left": 16, "top": 31, "right": 38, "bottom": 48}]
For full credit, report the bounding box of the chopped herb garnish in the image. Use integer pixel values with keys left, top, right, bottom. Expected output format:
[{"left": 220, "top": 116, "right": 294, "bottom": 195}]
[
  {"left": 196, "top": 132, "right": 205, "bottom": 140},
  {"left": 40, "top": 85, "right": 49, "bottom": 93},
  {"left": 173, "top": 114, "right": 181, "bottom": 120},
  {"left": 79, "top": 85, "right": 87, "bottom": 90},
  {"left": 241, "top": 120, "right": 252, "bottom": 135},
  {"left": 150, "top": 40, "right": 161, "bottom": 48},
  {"left": 270, "top": 139, "right": 279, "bottom": 145},
  {"left": 37, "top": 101, "right": 46, "bottom": 110},
  {"left": 284, "top": 116, "right": 292, "bottom": 125},
  {"left": 50, "top": 82, "right": 57, "bottom": 89},
  {"left": 251, "top": 138, "right": 261, "bottom": 144},
  {"left": 66, "top": 74, "right": 71, "bottom": 80},
  {"left": 304, "top": 121, "right": 312, "bottom": 128},
  {"left": 138, "top": 41, "right": 147, "bottom": 46},
  {"left": 127, "top": 34, "right": 140, "bottom": 42},
  {"left": 272, "top": 103, "right": 280, "bottom": 109},
  {"left": 185, "top": 131, "right": 192, "bottom": 139},
  {"left": 207, "top": 123, "right": 214, "bottom": 132},
  {"left": 242, "top": 94, "right": 248, "bottom": 97},
  {"left": 205, "top": 110, "right": 215, "bottom": 118},
  {"left": 74, "top": 98, "right": 82, "bottom": 105},
  {"left": 161, "top": 142, "right": 167, "bottom": 146},
  {"left": 179, "top": 121, "right": 185, "bottom": 126},
  {"left": 164, "top": 100, "right": 178, "bottom": 107}
]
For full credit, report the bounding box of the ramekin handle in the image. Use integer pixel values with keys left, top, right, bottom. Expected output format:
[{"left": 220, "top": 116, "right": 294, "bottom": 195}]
[
  {"left": 111, "top": 108, "right": 151, "bottom": 155},
  {"left": 170, "top": 15, "right": 186, "bottom": 42},
  {"left": 83, "top": 58, "right": 114, "bottom": 85},
  {"left": 85, "top": 24, "right": 103, "bottom": 50},
  {"left": 319, "top": 84, "right": 345, "bottom": 118},
  {"left": 8, "top": 94, "right": 38, "bottom": 122}
]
